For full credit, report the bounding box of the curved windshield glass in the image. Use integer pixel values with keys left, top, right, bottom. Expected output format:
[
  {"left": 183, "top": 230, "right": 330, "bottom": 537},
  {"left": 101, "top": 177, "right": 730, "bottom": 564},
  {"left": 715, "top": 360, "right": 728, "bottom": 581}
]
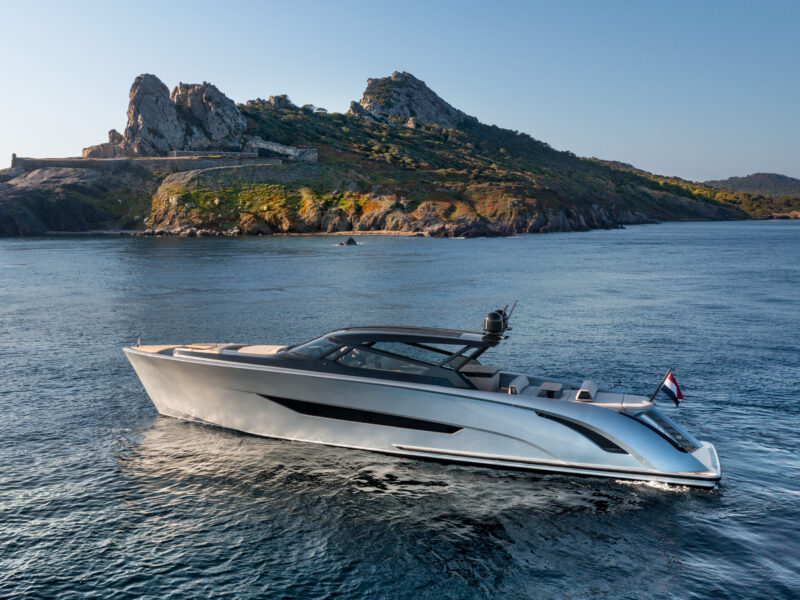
[
  {"left": 337, "top": 347, "right": 431, "bottom": 375},
  {"left": 288, "top": 337, "right": 342, "bottom": 358},
  {"left": 370, "top": 342, "right": 466, "bottom": 366}
]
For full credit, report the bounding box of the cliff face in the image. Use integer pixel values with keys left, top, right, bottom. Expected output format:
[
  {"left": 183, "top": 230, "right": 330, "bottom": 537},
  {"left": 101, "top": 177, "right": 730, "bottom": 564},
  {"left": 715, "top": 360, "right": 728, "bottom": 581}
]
[
  {"left": 347, "top": 71, "right": 477, "bottom": 128},
  {"left": 139, "top": 161, "right": 742, "bottom": 239},
  {"left": 0, "top": 167, "right": 156, "bottom": 236}
]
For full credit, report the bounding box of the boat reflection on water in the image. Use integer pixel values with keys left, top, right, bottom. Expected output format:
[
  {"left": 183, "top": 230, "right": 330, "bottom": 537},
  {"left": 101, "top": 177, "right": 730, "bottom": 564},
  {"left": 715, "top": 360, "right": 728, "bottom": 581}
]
[
  {"left": 112, "top": 413, "right": 693, "bottom": 597},
  {"left": 118, "top": 416, "right": 689, "bottom": 517}
]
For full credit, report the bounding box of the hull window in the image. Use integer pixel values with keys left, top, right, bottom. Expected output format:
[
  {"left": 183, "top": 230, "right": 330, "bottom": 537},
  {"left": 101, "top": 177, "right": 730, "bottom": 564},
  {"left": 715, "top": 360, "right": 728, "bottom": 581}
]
[
  {"left": 536, "top": 412, "right": 628, "bottom": 454},
  {"left": 260, "top": 395, "right": 463, "bottom": 434}
]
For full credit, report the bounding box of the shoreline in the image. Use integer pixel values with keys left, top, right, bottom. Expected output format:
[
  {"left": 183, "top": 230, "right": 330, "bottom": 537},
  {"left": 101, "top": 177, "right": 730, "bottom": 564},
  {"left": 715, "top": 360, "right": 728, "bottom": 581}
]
[{"left": 22, "top": 218, "right": 796, "bottom": 240}]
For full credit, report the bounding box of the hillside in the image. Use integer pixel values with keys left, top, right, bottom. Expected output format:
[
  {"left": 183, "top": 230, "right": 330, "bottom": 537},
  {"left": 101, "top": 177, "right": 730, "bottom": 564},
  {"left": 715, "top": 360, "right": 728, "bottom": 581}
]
[
  {"left": 705, "top": 172, "right": 800, "bottom": 196},
  {"left": 0, "top": 71, "right": 760, "bottom": 237}
]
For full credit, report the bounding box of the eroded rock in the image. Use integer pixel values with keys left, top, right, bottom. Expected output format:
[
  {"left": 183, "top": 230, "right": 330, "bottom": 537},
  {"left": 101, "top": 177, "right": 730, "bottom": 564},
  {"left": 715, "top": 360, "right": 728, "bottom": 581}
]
[
  {"left": 348, "top": 71, "right": 477, "bottom": 129},
  {"left": 171, "top": 81, "right": 247, "bottom": 151},
  {"left": 239, "top": 213, "right": 273, "bottom": 235},
  {"left": 122, "top": 74, "right": 185, "bottom": 156}
]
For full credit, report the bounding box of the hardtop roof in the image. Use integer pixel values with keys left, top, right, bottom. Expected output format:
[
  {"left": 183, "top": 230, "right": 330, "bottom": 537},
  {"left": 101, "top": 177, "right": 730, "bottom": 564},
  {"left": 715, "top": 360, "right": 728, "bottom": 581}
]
[{"left": 323, "top": 326, "right": 492, "bottom": 347}]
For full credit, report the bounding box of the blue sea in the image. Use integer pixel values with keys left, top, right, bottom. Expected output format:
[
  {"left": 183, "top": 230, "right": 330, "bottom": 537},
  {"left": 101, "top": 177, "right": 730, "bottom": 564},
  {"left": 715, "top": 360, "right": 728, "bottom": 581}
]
[{"left": 1, "top": 221, "right": 798, "bottom": 599}]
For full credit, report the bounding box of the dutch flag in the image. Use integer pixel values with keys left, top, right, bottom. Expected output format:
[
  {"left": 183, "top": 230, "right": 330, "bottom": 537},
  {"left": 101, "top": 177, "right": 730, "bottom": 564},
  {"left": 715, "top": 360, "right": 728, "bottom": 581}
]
[{"left": 660, "top": 371, "right": 684, "bottom": 406}]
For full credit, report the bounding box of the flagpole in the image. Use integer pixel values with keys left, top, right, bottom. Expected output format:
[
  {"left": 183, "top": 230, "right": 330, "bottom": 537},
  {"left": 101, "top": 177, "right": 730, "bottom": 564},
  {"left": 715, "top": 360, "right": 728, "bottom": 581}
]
[{"left": 649, "top": 368, "right": 672, "bottom": 403}]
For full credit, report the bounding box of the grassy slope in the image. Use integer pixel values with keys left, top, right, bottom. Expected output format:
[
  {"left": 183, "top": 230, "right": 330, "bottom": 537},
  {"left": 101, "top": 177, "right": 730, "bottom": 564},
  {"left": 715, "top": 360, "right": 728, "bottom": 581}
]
[
  {"left": 232, "top": 103, "right": 755, "bottom": 223},
  {"left": 706, "top": 172, "right": 800, "bottom": 197},
  {"left": 597, "top": 162, "right": 800, "bottom": 218}
]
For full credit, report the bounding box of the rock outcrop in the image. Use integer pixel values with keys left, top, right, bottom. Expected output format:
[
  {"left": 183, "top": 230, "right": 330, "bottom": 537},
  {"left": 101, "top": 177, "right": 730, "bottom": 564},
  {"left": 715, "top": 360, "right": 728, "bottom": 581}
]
[
  {"left": 348, "top": 71, "right": 477, "bottom": 129},
  {"left": 83, "top": 74, "right": 247, "bottom": 157},
  {"left": 0, "top": 166, "right": 157, "bottom": 236},
  {"left": 122, "top": 74, "right": 185, "bottom": 156},
  {"left": 82, "top": 129, "right": 129, "bottom": 158},
  {"left": 108, "top": 129, "right": 123, "bottom": 144},
  {"left": 171, "top": 81, "right": 247, "bottom": 151},
  {"left": 246, "top": 95, "right": 295, "bottom": 109}
]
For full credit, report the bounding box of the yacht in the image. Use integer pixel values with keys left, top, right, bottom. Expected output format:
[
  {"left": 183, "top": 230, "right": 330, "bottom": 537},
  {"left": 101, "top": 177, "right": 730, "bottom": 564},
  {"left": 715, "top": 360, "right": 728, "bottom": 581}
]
[{"left": 124, "top": 308, "right": 721, "bottom": 488}]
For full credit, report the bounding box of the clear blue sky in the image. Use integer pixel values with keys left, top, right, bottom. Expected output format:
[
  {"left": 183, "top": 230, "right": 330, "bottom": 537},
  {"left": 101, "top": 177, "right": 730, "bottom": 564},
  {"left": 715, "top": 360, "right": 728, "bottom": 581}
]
[{"left": 1, "top": 0, "right": 798, "bottom": 181}]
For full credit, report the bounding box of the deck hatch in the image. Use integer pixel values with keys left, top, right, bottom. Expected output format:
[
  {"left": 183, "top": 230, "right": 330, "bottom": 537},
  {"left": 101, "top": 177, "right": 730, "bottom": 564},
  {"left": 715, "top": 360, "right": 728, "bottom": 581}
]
[
  {"left": 260, "top": 395, "right": 463, "bottom": 434},
  {"left": 536, "top": 412, "right": 628, "bottom": 454}
]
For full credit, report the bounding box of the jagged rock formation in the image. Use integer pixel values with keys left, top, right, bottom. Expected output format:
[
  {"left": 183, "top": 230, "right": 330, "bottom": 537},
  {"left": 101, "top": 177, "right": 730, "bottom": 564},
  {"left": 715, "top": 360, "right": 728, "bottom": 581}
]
[
  {"left": 82, "top": 129, "right": 129, "bottom": 158},
  {"left": 246, "top": 95, "right": 295, "bottom": 109},
  {"left": 122, "top": 74, "right": 185, "bottom": 156},
  {"left": 348, "top": 71, "right": 477, "bottom": 128},
  {"left": 170, "top": 81, "right": 247, "bottom": 151},
  {"left": 83, "top": 74, "right": 246, "bottom": 157}
]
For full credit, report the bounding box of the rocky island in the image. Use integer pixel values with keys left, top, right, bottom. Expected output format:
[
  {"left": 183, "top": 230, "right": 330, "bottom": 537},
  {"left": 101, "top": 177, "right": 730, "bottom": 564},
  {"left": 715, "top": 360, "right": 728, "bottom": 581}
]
[{"left": 1, "top": 70, "right": 793, "bottom": 238}]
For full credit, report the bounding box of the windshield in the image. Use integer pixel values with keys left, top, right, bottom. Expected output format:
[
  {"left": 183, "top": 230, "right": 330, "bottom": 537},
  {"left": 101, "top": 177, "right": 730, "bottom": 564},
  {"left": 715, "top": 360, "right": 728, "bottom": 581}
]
[
  {"left": 287, "top": 336, "right": 342, "bottom": 358},
  {"left": 369, "top": 341, "right": 464, "bottom": 365}
]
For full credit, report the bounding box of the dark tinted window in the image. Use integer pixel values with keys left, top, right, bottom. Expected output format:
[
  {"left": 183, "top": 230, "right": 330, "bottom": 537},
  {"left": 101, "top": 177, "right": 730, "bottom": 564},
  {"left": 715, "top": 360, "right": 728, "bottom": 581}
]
[{"left": 337, "top": 347, "right": 431, "bottom": 375}]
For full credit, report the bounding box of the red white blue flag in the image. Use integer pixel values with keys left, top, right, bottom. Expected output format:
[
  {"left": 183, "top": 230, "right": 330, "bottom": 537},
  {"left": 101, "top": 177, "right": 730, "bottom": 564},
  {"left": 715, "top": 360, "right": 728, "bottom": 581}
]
[{"left": 660, "top": 372, "right": 683, "bottom": 406}]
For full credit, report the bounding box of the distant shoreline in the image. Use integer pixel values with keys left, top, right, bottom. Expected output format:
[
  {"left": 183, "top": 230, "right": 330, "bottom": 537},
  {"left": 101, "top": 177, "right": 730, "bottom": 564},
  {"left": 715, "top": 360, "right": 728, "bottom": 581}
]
[{"left": 21, "top": 218, "right": 798, "bottom": 240}]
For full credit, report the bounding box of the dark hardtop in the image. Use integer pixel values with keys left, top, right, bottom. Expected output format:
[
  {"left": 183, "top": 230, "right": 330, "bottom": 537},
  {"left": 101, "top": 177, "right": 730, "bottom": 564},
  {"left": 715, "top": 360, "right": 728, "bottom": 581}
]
[{"left": 321, "top": 326, "right": 490, "bottom": 348}]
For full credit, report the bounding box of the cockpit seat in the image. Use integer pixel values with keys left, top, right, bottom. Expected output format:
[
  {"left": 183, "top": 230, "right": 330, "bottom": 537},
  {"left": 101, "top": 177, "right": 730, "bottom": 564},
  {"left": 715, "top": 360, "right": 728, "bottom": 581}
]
[
  {"left": 507, "top": 375, "right": 530, "bottom": 395},
  {"left": 461, "top": 365, "right": 501, "bottom": 392}
]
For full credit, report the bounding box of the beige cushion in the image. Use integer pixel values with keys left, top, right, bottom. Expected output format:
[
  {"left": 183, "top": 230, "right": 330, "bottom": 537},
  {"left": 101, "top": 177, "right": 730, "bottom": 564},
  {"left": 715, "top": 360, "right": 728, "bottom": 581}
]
[
  {"left": 237, "top": 345, "right": 286, "bottom": 356},
  {"left": 134, "top": 345, "right": 179, "bottom": 353}
]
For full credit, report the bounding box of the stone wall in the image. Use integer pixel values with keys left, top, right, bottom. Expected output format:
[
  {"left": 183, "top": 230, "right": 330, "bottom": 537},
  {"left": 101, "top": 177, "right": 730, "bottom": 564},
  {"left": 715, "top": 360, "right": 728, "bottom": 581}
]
[
  {"left": 168, "top": 150, "right": 259, "bottom": 158},
  {"left": 10, "top": 156, "right": 282, "bottom": 174}
]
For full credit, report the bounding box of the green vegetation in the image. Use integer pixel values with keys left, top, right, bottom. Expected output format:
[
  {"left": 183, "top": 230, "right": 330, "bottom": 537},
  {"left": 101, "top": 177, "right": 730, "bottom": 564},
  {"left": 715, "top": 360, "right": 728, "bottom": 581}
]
[
  {"left": 705, "top": 173, "right": 800, "bottom": 197},
  {"left": 142, "top": 102, "right": 796, "bottom": 233},
  {"left": 237, "top": 102, "right": 759, "bottom": 221},
  {"left": 593, "top": 161, "right": 800, "bottom": 218}
]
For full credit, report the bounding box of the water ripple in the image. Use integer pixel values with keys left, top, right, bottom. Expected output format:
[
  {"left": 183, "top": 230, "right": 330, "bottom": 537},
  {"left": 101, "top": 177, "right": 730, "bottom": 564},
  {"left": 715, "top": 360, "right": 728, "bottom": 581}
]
[{"left": 0, "top": 222, "right": 798, "bottom": 599}]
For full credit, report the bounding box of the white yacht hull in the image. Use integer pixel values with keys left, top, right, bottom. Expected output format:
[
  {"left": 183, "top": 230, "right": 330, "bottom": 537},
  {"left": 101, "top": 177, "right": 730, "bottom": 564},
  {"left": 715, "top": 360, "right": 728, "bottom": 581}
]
[{"left": 124, "top": 347, "right": 721, "bottom": 488}]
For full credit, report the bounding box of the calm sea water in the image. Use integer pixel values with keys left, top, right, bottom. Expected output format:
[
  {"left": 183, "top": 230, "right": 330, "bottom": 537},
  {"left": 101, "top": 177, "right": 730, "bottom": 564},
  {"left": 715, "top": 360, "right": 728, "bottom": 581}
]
[{"left": 0, "top": 221, "right": 798, "bottom": 599}]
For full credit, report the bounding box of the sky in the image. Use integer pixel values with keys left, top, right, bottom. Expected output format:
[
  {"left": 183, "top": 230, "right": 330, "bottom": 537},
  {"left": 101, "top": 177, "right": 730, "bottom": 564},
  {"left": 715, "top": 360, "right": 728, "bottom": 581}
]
[{"left": 1, "top": 0, "right": 798, "bottom": 181}]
